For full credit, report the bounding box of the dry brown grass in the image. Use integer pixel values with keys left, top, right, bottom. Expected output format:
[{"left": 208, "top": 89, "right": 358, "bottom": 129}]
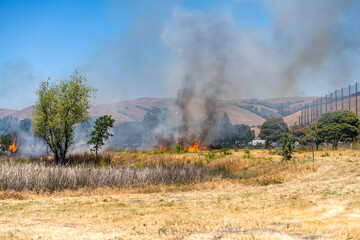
[{"left": 0, "top": 149, "right": 359, "bottom": 239}]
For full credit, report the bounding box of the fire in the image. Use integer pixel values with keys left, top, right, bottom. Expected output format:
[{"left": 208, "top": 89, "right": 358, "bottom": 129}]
[
  {"left": 9, "top": 135, "right": 16, "bottom": 153},
  {"left": 188, "top": 141, "right": 200, "bottom": 152},
  {"left": 186, "top": 139, "right": 209, "bottom": 152},
  {"left": 150, "top": 145, "right": 168, "bottom": 153}
]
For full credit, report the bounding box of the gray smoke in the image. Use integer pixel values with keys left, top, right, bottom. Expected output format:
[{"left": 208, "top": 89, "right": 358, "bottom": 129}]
[
  {"left": 0, "top": 61, "right": 41, "bottom": 109},
  {"left": 161, "top": 10, "right": 238, "bottom": 144},
  {"left": 159, "top": 1, "right": 359, "bottom": 145},
  {"left": 267, "top": 0, "right": 357, "bottom": 93}
]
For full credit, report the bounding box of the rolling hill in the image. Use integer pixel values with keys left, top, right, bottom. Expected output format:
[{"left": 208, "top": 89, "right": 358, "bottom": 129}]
[{"left": 0, "top": 96, "right": 318, "bottom": 134}]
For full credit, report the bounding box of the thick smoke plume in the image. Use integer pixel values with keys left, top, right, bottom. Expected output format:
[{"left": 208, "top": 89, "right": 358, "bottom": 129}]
[
  {"left": 2, "top": 1, "right": 359, "bottom": 152},
  {"left": 157, "top": 1, "right": 359, "bottom": 146},
  {"left": 162, "top": 10, "right": 238, "bottom": 144}
]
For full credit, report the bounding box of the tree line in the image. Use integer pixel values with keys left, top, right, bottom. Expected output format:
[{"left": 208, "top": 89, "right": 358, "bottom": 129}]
[
  {"left": 0, "top": 72, "right": 255, "bottom": 164},
  {"left": 259, "top": 110, "right": 360, "bottom": 150}
]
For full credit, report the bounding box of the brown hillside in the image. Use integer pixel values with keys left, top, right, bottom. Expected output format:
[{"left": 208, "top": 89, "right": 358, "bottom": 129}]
[{"left": 1, "top": 97, "right": 319, "bottom": 129}]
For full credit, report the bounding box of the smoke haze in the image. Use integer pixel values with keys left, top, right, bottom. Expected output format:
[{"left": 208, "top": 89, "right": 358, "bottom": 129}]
[
  {"left": 154, "top": 0, "right": 359, "bottom": 144},
  {"left": 1, "top": 0, "right": 360, "bottom": 149},
  {"left": 1, "top": 1, "right": 359, "bottom": 109}
]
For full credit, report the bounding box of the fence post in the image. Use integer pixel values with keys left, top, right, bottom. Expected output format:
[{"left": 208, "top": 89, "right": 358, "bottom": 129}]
[
  {"left": 349, "top": 85, "right": 351, "bottom": 111},
  {"left": 310, "top": 103, "right": 312, "bottom": 124},
  {"left": 330, "top": 92, "right": 333, "bottom": 111},
  {"left": 301, "top": 108, "right": 304, "bottom": 126},
  {"left": 356, "top": 83, "right": 358, "bottom": 116},
  {"left": 320, "top": 97, "right": 323, "bottom": 116},
  {"left": 316, "top": 98, "right": 319, "bottom": 120},
  {"left": 312, "top": 100, "right": 315, "bottom": 123},
  {"left": 335, "top": 91, "right": 338, "bottom": 110},
  {"left": 325, "top": 94, "right": 328, "bottom": 112}
]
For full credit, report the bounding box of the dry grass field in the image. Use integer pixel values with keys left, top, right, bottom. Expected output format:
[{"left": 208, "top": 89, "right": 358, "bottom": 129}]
[{"left": 0, "top": 149, "right": 360, "bottom": 239}]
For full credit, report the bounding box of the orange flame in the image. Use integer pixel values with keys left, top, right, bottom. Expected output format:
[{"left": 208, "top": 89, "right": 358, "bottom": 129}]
[
  {"left": 202, "top": 146, "right": 209, "bottom": 151},
  {"left": 9, "top": 135, "right": 16, "bottom": 153},
  {"left": 188, "top": 141, "right": 200, "bottom": 152},
  {"left": 150, "top": 145, "right": 168, "bottom": 153}
]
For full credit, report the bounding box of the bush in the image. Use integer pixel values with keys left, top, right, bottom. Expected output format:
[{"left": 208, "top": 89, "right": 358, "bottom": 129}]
[
  {"left": 321, "top": 152, "right": 330, "bottom": 157},
  {"left": 279, "top": 131, "right": 294, "bottom": 161},
  {"left": 205, "top": 152, "right": 216, "bottom": 163},
  {"left": 220, "top": 148, "right": 232, "bottom": 155},
  {"left": 243, "top": 148, "right": 251, "bottom": 158}
]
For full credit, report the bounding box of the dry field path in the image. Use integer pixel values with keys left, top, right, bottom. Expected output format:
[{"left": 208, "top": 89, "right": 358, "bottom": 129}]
[{"left": 0, "top": 150, "right": 360, "bottom": 239}]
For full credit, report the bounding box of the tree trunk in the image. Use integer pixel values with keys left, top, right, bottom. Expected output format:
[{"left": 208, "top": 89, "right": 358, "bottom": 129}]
[
  {"left": 312, "top": 142, "right": 315, "bottom": 162},
  {"left": 54, "top": 152, "right": 60, "bottom": 165},
  {"left": 60, "top": 153, "right": 66, "bottom": 165},
  {"left": 333, "top": 140, "right": 338, "bottom": 150}
]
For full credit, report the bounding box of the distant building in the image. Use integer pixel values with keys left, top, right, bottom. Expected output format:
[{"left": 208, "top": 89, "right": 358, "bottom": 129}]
[{"left": 250, "top": 138, "right": 265, "bottom": 146}]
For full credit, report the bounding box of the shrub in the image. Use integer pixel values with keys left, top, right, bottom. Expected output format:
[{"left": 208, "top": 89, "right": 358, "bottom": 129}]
[{"left": 205, "top": 152, "right": 216, "bottom": 163}]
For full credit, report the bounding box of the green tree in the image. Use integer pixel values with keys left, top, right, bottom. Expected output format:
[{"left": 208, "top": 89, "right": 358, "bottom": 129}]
[
  {"left": 279, "top": 131, "right": 294, "bottom": 161},
  {"left": 87, "top": 115, "right": 115, "bottom": 156},
  {"left": 32, "top": 72, "right": 96, "bottom": 164},
  {"left": 218, "top": 113, "right": 232, "bottom": 145},
  {"left": 19, "top": 118, "right": 32, "bottom": 135},
  {"left": 317, "top": 110, "right": 360, "bottom": 150},
  {"left": 290, "top": 124, "right": 306, "bottom": 145},
  {"left": 0, "top": 134, "right": 11, "bottom": 153},
  {"left": 303, "top": 123, "right": 318, "bottom": 162},
  {"left": 231, "top": 124, "right": 255, "bottom": 146},
  {"left": 259, "top": 118, "right": 288, "bottom": 148}
]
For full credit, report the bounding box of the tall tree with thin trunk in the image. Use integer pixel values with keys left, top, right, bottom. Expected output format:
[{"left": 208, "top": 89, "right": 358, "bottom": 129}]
[
  {"left": 87, "top": 115, "right": 115, "bottom": 156},
  {"left": 32, "top": 72, "right": 96, "bottom": 164}
]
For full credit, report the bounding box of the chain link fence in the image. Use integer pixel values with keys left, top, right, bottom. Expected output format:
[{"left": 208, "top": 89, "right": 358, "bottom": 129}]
[{"left": 299, "top": 83, "right": 359, "bottom": 126}]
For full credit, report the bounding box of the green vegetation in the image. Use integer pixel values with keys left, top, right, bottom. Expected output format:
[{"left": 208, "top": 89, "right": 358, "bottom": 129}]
[
  {"left": 279, "top": 131, "right": 294, "bottom": 161},
  {"left": 316, "top": 110, "right": 360, "bottom": 149},
  {"left": 87, "top": 115, "right": 115, "bottom": 156},
  {"left": 32, "top": 72, "right": 96, "bottom": 164},
  {"left": 206, "top": 112, "right": 255, "bottom": 148},
  {"left": 0, "top": 134, "right": 11, "bottom": 153},
  {"left": 259, "top": 118, "right": 288, "bottom": 148}
]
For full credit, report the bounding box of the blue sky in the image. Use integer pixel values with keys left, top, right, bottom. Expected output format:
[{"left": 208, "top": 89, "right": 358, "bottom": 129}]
[
  {"left": 0, "top": 0, "right": 359, "bottom": 109},
  {"left": 0, "top": 0, "right": 270, "bottom": 75}
]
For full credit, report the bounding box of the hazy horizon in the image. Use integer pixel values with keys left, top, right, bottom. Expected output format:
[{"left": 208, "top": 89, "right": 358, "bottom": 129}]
[{"left": 1, "top": 0, "right": 359, "bottom": 109}]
